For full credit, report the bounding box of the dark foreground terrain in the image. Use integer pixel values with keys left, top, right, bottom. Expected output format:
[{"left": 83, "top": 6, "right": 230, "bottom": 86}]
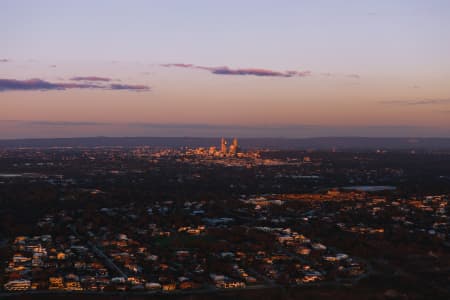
[{"left": 1, "top": 142, "right": 449, "bottom": 299}]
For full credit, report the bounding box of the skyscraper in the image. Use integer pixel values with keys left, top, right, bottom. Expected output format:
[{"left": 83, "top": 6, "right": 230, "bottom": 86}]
[
  {"left": 221, "top": 137, "right": 227, "bottom": 154},
  {"left": 229, "top": 137, "right": 239, "bottom": 155}
]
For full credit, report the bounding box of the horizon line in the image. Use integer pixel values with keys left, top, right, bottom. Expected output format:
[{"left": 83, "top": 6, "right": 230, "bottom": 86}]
[{"left": 2, "top": 135, "right": 450, "bottom": 141}]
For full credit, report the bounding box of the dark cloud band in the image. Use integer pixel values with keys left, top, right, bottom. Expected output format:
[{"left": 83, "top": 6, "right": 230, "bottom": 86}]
[
  {"left": 0, "top": 78, "right": 150, "bottom": 92},
  {"left": 161, "top": 64, "right": 311, "bottom": 78},
  {"left": 110, "top": 84, "right": 150, "bottom": 91},
  {"left": 0, "top": 79, "right": 100, "bottom": 91}
]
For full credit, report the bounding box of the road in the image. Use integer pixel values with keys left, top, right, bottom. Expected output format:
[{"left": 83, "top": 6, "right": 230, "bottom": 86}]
[{"left": 69, "top": 225, "right": 127, "bottom": 279}]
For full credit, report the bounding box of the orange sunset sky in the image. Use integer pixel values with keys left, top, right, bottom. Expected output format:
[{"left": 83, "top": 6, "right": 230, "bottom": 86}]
[{"left": 1, "top": 1, "right": 450, "bottom": 138}]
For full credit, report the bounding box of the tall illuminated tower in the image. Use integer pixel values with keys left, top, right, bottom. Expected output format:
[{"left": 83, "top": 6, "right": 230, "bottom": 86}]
[
  {"left": 229, "top": 137, "right": 238, "bottom": 155},
  {"left": 221, "top": 137, "right": 227, "bottom": 154}
]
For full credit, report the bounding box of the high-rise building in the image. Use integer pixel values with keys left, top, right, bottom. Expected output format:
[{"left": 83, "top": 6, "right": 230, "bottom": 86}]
[
  {"left": 232, "top": 137, "right": 238, "bottom": 148},
  {"left": 229, "top": 137, "right": 239, "bottom": 155},
  {"left": 221, "top": 137, "right": 227, "bottom": 154},
  {"left": 208, "top": 146, "right": 216, "bottom": 155}
]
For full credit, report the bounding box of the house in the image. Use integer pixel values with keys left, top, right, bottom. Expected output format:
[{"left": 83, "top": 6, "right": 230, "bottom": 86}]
[
  {"left": 111, "top": 277, "right": 126, "bottom": 284},
  {"left": 216, "top": 280, "right": 246, "bottom": 289},
  {"left": 4, "top": 280, "right": 31, "bottom": 291},
  {"left": 145, "top": 282, "right": 161, "bottom": 290},
  {"left": 162, "top": 282, "right": 176, "bottom": 291},
  {"left": 57, "top": 252, "right": 66, "bottom": 260},
  {"left": 65, "top": 281, "right": 83, "bottom": 291},
  {"left": 179, "top": 281, "right": 200, "bottom": 290},
  {"left": 49, "top": 277, "right": 64, "bottom": 290}
]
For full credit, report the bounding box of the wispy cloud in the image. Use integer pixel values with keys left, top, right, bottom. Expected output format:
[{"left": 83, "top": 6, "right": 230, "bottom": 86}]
[
  {"left": 26, "top": 121, "right": 112, "bottom": 126},
  {"left": 211, "top": 67, "right": 311, "bottom": 77},
  {"left": 0, "top": 59, "right": 9, "bottom": 62},
  {"left": 161, "top": 63, "right": 311, "bottom": 78},
  {"left": 0, "top": 79, "right": 101, "bottom": 91},
  {"left": 110, "top": 84, "right": 150, "bottom": 91},
  {"left": 380, "top": 99, "right": 450, "bottom": 105},
  {"left": 0, "top": 120, "right": 431, "bottom": 131},
  {"left": 2, "top": 120, "right": 449, "bottom": 138},
  {"left": 320, "top": 72, "right": 361, "bottom": 79},
  {"left": 71, "top": 76, "right": 112, "bottom": 82},
  {"left": 161, "top": 63, "right": 194, "bottom": 68},
  {"left": 0, "top": 78, "right": 150, "bottom": 92}
]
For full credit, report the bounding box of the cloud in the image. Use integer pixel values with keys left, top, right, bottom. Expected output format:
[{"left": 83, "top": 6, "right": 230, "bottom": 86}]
[
  {"left": 0, "top": 78, "right": 150, "bottom": 92},
  {"left": 161, "top": 63, "right": 194, "bottom": 68},
  {"left": 26, "top": 121, "right": 112, "bottom": 126},
  {"left": 0, "top": 59, "right": 9, "bottom": 62},
  {"left": 161, "top": 63, "right": 311, "bottom": 78},
  {"left": 320, "top": 72, "right": 361, "bottom": 79},
  {"left": 110, "top": 83, "right": 150, "bottom": 91},
  {"left": 210, "top": 67, "right": 311, "bottom": 77},
  {"left": 71, "top": 76, "right": 112, "bottom": 82},
  {"left": 3, "top": 120, "right": 450, "bottom": 139},
  {"left": 0, "top": 78, "right": 101, "bottom": 91},
  {"left": 380, "top": 99, "right": 450, "bottom": 105}
]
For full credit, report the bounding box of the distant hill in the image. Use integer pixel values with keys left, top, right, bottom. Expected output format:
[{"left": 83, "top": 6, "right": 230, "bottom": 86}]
[{"left": 1, "top": 136, "right": 450, "bottom": 150}]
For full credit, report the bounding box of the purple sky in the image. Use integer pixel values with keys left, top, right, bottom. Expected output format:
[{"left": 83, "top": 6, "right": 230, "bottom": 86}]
[{"left": 1, "top": 1, "right": 450, "bottom": 138}]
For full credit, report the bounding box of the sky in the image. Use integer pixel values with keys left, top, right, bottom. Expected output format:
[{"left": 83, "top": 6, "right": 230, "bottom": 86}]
[{"left": 1, "top": 0, "right": 450, "bottom": 138}]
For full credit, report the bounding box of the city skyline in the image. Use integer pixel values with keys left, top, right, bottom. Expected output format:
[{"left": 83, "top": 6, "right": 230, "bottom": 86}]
[{"left": 1, "top": 1, "right": 450, "bottom": 138}]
